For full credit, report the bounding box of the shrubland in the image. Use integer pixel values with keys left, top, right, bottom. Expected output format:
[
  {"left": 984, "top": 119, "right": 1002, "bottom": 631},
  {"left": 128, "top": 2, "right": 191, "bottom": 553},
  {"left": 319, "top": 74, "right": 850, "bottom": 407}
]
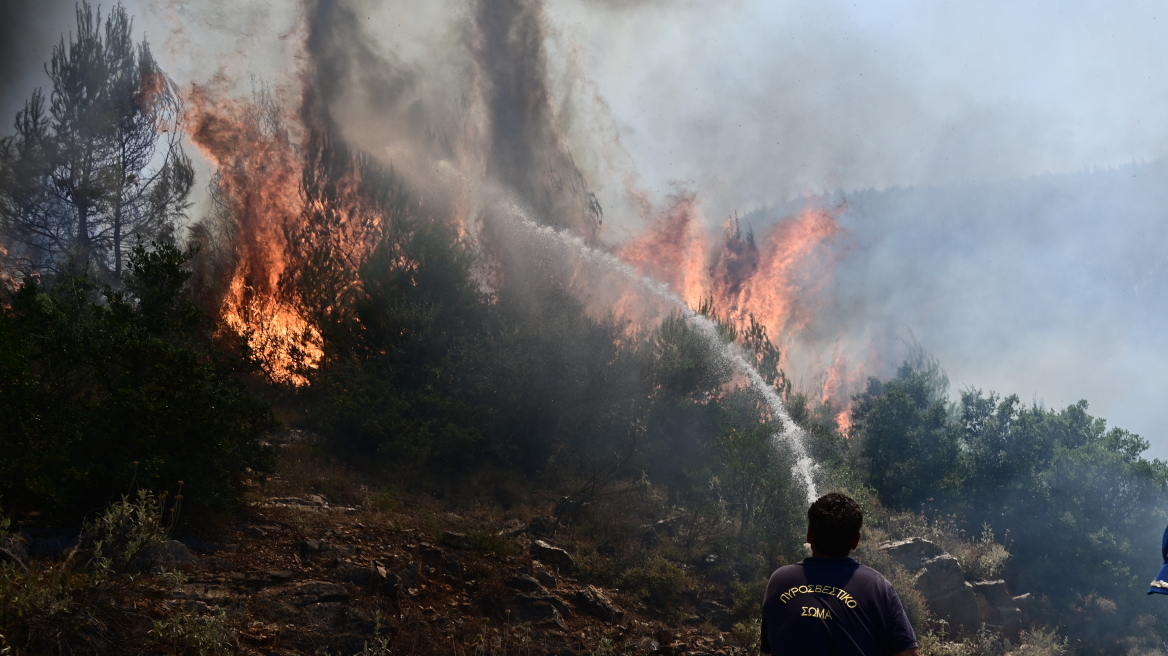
[{"left": 1, "top": 4, "right": 1167, "bottom": 654}]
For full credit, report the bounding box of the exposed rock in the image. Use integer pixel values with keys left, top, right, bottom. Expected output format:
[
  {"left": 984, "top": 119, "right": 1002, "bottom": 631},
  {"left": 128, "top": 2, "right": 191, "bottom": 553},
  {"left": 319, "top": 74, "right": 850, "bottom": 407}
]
[
  {"left": 265, "top": 496, "right": 329, "bottom": 510},
  {"left": 241, "top": 525, "right": 267, "bottom": 539},
  {"left": 974, "top": 589, "right": 999, "bottom": 624},
  {"left": 394, "top": 562, "right": 420, "bottom": 590},
  {"left": 507, "top": 573, "right": 543, "bottom": 592},
  {"left": 416, "top": 542, "right": 445, "bottom": 566},
  {"left": 929, "top": 583, "right": 981, "bottom": 634},
  {"left": 972, "top": 580, "right": 1014, "bottom": 609},
  {"left": 299, "top": 538, "right": 333, "bottom": 554},
  {"left": 533, "top": 566, "right": 557, "bottom": 589},
  {"left": 573, "top": 585, "right": 622, "bottom": 622},
  {"left": 444, "top": 556, "right": 462, "bottom": 577},
  {"left": 913, "top": 555, "right": 966, "bottom": 598},
  {"left": 140, "top": 540, "right": 200, "bottom": 572},
  {"left": 998, "top": 606, "right": 1024, "bottom": 641},
  {"left": 441, "top": 531, "right": 473, "bottom": 549},
  {"left": 531, "top": 539, "right": 576, "bottom": 572},
  {"left": 332, "top": 560, "right": 382, "bottom": 587},
  {"left": 880, "top": 538, "right": 944, "bottom": 572},
  {"left": 287, "top": 580, "right": 351, "bottom": 606},
  {"left": 508, "top": 594, "right": 568, "bottom": 629}
]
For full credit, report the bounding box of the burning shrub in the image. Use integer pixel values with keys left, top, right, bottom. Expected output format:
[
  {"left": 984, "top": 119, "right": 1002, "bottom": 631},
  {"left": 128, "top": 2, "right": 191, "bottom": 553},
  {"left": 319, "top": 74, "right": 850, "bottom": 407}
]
[{"left": 0, "top": 243, "right": 276, "bottom": 517}]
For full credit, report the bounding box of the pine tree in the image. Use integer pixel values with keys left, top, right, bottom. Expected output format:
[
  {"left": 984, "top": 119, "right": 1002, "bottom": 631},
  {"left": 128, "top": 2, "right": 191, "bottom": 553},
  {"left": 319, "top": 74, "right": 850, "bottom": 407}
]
[{"left": 0, "top": 2, "right": 192, "bottom": 281}]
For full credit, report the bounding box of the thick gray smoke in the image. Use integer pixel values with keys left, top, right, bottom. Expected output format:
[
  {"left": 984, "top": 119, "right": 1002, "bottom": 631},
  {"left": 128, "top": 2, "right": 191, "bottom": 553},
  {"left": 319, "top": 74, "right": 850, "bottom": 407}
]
[
  {"left": 287, "top": 0, "right": 600, "bottom": 238},
  {"left": 5, "top": 0, "right": 1168, "bottom": 457}
]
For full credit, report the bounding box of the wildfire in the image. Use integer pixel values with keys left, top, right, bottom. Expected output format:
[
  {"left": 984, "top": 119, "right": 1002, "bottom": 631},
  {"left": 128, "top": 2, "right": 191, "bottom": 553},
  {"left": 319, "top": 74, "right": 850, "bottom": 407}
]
[
  {"left": 185, "top": 85, "right": 318, "bottom": 384},
  {"left": 186, "top": 78, "right": 396, "bottom": 386},
  {"left": 820, "top": 343, "right": 862, "bottom": 434},
  {"left": 616, "top": 193, "right": 710, "bottom": 309},
  {"left": 616, "top": 198, "right": 853, "bottom": 424}
]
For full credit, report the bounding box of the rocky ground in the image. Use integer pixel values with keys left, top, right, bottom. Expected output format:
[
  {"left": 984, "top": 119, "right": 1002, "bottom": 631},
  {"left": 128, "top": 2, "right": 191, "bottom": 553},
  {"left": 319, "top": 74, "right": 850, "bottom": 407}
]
[
  {"left": 1, "top": 436, "right": 1051, "bottom": 655},
  {"left": 149, "top": 490, "right": 747, "bottom": 656},
  {"left": 1, "top": 483, "right": 756, "bottom": 655}
]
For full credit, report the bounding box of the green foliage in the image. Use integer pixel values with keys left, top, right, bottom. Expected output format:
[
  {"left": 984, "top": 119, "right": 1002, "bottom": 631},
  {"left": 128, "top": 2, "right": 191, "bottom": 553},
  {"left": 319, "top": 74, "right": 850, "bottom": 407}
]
[
  {"left": 851, "top": 355, "right": 1168, "bottom": 654},
  {"left": 729, "top": 579, "right": 767, "bottom": 623},
  {"left": 0, "top": 242, "right": 276, "bottom": 516},
  {"left": 618, "top": 555, "right": 692, "bottom": 610},
  {"left": 1013, "top": 628, "right": 1069, "bottom": 656},
  {"left": 715, "top": 418, "right": 804, "bottom": 558},
  {"left": 850, "top": 360, "right": 961, "bottom": 509},
  {"left": 150, "top": 608, "right": 234, "bottom": 656},
  {"left": 0, "top": 493, "right": 182, "bottom": 654},
  {"left": 84, "top": 489, "right": 172, "bottom": 573},
  {"left": 963, "top": 524, "right": 1009, "bottom": 581}
]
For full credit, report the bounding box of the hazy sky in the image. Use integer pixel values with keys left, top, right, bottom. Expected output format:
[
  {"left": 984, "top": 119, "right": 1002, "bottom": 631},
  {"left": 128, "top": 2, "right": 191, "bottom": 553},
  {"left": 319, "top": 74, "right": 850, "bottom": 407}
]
[
  {"left": 550, "top": 0, "right": 1168, "bottom": 208},
  {"left": 4, "top": 0, "right": 1168, "bottom": 455}
]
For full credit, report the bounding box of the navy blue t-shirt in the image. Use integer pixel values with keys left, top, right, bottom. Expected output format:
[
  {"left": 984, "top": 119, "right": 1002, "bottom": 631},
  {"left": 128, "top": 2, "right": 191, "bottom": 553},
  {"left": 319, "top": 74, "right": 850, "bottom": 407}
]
[{"left": 761, "top": 557, "right": 917, "bottom": 655}]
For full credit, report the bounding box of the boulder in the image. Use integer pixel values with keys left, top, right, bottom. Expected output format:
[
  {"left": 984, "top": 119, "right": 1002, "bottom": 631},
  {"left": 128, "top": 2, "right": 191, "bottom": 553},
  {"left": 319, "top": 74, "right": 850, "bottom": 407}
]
[
  {"left": 507, "top": 573, "right": 543, "bottom": 593},
  {"left": 880, "top": 538, "right": 944, "bottom": 572},
  {"left": 299, "top": 538, "right": 333, "bottom": 554},
  {"left": 508, "top": 595, "right": 569, "bottom": 629},
  {"left": 531, "top": 539, "right": 576, "bottom": 572},
  {"left": 974, "top": 589, "right": 999, "bottom": 624},
  {"left": 393, "top": 562, "right": 420, "bottom": 590},
  {"left": 140, "top": 540, "right": 200, "bottom": 572},
  {"left": 533, "top": 567, "right": 557, "bottom": 589},
  {"left": 913, "top": 555, "right": 966, "bottom": 599},
  {"left": 441, "top": 531, "right": 473, "bottom": 550},
  {"left": 572, "top": 585, "right": 622, "bottom": 622},
  {"left": 972, "top": 580, "right": 1014, "bottom": 609},
  {"left": 287, "top": 580, "right": 350, "bottom": 606},
  {"left": 1012, "top": 593, "right": 1034, "bottom": 623},
  {"left": 331, "top": 560, "right": 383, "bottom": 587},
  {"left": 415, "top": 542, "right": 445, "bottom": 566},
  {"left": 929, "top": 583, "right": 981, "bottom": 635},
  {"left": 998, "top": 606, "right": 1024, "bottom": 641}
]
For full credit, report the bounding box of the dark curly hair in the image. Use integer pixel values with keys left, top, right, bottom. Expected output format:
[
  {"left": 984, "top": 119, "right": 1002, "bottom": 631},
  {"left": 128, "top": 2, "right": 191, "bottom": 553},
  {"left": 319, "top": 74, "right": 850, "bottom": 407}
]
[{"left": 808, "top": 492, "right": 863, "bottom": 557}]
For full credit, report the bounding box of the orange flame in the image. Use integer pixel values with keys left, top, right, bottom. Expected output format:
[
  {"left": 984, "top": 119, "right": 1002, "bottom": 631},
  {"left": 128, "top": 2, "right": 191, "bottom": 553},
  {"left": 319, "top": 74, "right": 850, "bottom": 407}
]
[
  {"left": 186, "top": 85, "right": 319, "bottom": 385},
  {"left": 615, "top": 198, "right": 852, "bottom": 417},
  {"left": 715, "top": 205, "right": 844, "bottom": 344},
  {"left": 616, "top": 192, "right": 709, "bottom": 308}
]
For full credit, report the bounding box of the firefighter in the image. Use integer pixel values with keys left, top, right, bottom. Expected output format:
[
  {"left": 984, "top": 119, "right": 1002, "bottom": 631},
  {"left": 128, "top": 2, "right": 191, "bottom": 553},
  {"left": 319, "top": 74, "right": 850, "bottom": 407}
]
[
  {"left": 761, "top": 493, "right": 919, "bottom": 655},
  {"left": 1148, "top": 523, "right": 1168, "bottom": 595}
]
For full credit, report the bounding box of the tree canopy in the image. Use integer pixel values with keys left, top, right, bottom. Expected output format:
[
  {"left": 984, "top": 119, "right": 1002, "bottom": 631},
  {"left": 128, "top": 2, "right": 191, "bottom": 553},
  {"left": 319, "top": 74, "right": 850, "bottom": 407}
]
[{"left": 0, "top": 1, "right": 192, "bottom": 281}]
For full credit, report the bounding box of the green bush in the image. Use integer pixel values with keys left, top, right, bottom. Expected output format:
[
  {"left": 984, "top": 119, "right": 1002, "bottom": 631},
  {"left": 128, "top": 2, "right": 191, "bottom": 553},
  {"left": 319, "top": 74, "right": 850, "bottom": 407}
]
[
  {"left": 1014, "top": 628, "right": 1069, "bottom": 656},
  {"left": 84, "top": 489, "right": 173, "bottom": 573},
  {"left": 0, "top": 243, "right": 276, "bottom": 517},
  {"left": 150, "top": 608, "right": 235, "bottom": 656},
  {"left": 0, "top": 493, "right": 184, "bottom": 654},
  {"left": 618, "top": 555, "right": 692, "bottom": 610}
]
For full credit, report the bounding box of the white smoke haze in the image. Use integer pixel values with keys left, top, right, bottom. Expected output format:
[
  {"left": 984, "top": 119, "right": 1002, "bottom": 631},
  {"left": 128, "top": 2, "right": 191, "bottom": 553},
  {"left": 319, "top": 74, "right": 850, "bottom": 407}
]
[{"left": 5, "top": 0, "right": 1168, "bottom": 455}]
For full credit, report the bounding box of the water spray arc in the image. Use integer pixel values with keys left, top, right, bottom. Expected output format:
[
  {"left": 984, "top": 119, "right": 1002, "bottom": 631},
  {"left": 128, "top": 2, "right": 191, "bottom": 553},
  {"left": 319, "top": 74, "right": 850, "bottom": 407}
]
[{"left": 498, "top": 202, "right": 820, "bottom": 503}]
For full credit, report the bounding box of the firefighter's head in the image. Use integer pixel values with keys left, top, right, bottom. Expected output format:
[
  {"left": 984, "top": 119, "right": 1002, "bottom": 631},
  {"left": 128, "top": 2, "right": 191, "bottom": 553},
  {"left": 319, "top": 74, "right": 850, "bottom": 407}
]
[{"left": 807, "top": 492, "right": 863, "bottom": 557}]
